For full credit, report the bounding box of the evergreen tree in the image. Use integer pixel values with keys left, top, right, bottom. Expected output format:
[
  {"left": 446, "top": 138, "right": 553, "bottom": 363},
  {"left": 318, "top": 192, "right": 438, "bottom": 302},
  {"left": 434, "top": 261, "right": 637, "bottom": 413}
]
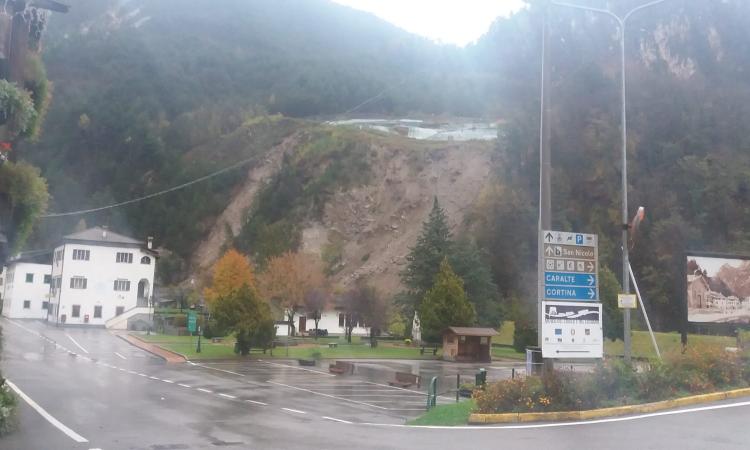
[
  {"left": 212, "top": 284, "right": 275, "bottom": 355},
  {"left": 401, "top": 197, "right": 452, "bottom": 308},
  {"left": 419, "top": 259, "right": 475, "bottom": 342},
  {"left": 449, "top": 238, "right": 503, "bottom": 328}
]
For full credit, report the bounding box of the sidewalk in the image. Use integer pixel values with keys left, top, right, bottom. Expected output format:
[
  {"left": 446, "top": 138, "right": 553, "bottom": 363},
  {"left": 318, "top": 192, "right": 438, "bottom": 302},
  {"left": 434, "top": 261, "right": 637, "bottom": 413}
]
[{"left": 118, "top": 333, "right": 187, "bottom": 363}]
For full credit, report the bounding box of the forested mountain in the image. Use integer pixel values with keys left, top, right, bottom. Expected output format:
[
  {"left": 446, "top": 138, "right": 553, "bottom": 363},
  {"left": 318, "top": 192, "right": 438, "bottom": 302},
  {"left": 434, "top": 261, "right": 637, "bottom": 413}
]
[{"left": 15, "top": 0, "right": 750, "bottom": 330}]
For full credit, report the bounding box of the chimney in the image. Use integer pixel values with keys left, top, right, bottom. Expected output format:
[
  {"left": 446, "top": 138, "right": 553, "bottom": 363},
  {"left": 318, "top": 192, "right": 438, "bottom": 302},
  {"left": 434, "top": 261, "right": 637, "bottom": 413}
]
[
  {"left": 102, "top": 226, "right": 108, "bottom": 239},
  {"left": 147, "top": 236, "right": 153, "bottom": 250}
]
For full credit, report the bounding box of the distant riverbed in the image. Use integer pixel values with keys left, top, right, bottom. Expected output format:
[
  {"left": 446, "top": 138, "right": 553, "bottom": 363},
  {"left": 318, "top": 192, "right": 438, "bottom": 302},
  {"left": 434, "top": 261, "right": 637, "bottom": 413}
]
[{"left": 328, "top": 118, "right": 501, "bottom": 141}]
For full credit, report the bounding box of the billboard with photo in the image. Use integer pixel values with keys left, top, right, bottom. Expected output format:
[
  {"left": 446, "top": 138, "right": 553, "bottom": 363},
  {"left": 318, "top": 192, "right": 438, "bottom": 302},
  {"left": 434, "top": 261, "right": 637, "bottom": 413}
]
[{"left": 686, "top": 253, "right": 750, "bottom": 324}]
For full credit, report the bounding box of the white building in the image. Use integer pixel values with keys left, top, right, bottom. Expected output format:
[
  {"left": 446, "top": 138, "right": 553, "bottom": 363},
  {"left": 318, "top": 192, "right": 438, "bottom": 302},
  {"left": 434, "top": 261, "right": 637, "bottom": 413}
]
[
  {"left": 276, "top": 309, "right": 370, "bottom": 337},
  {"left": 48, "top": 227, "right": 157, "bottom": 326},
  {"left": 1, "top": 259, "right": 52, "bottom": 319}
]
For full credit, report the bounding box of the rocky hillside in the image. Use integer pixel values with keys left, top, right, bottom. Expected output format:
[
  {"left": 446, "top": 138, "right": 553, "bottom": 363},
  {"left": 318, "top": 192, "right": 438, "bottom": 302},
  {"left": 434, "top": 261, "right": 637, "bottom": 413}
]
[{"left": 192, "top": 123, "right": 495, "bottom": 296}]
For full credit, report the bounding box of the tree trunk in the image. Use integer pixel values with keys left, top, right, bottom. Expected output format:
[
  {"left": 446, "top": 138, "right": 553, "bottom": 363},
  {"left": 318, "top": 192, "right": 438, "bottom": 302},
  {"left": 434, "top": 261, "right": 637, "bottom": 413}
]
[
  {"left": 286, "top": 310, "right": 296, "bottom": 337},
  {"left": 314, "top": 317, "right": 321, "bottom": 340}
]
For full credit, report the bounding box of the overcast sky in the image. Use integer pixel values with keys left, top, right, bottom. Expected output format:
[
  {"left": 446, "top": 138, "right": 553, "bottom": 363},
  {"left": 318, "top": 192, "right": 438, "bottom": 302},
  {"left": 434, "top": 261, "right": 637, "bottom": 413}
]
[{"left": 331, "top": 0, "right": 526, "bottom": 46}]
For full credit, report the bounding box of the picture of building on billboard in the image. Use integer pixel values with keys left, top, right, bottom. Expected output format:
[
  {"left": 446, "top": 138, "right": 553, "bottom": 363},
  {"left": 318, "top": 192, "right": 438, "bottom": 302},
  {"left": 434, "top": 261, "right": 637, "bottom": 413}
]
[{"left": 686, "top": 254, "right": 750, "bottom": 324}]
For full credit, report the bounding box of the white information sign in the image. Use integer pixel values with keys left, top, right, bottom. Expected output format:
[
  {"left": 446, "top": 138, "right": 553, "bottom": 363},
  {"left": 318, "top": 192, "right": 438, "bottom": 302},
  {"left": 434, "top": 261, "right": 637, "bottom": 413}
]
[
  {"left": 618, "top": 294, "right": 637, "bottom": 309},
  {"left": 541, "top": 300, "right": 603, "bottom": 359}
]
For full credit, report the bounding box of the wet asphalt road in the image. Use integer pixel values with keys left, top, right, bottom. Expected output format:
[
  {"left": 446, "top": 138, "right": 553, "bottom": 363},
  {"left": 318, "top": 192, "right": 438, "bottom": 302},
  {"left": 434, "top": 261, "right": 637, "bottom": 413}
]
[{"left": 1, "top": 318, "right": 750, "bottom": 450}]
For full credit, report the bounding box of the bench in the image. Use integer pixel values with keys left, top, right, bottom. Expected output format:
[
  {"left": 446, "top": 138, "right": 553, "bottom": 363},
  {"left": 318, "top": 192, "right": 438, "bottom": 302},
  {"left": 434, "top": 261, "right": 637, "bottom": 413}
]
[
  {"left": 420, "top": 345, "right": 439, "bottom": 355},
  {"left": 211, "top": 337, "right": 224, "bottom": 343},
  {"left": 388, "top": 371, "right": 420, "bottom": 388},
  {"left": 329, "top": 360, "right": 354, "bottom": 375},
  {"left": 328, "top": 342, "right": 338, "bottom": 349}
]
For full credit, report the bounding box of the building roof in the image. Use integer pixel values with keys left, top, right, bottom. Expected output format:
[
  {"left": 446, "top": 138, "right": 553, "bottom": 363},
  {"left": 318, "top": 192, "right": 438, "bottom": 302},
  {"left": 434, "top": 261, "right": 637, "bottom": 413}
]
[
  {"left": 64, "top": 227, "right": 144, "bottom": 245},
  {"left": 444, "top": 327, "right": 498, "bottom": 337}
]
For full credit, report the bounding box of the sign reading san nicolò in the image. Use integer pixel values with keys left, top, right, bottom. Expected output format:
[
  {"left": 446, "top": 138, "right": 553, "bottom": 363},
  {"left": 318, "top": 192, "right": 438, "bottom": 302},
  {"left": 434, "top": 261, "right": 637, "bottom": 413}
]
[{"left": 542, "top": 230, "right": 599, "bottom": 302}]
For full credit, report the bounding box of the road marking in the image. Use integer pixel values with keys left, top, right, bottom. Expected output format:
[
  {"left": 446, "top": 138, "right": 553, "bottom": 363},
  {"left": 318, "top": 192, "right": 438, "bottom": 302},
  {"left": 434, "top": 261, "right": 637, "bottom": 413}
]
[
  {"left": 282, "top": 407, "right": 307, "bottom": 414},
  {"left": 5, "top": 379, "right": 89, "bottom": 443},
  {"left": 322, "top": 416, "right": 353, "bottom": 424},
  {"left": 149, "top": 376, "right": 160, "bottom": 380},
  {"left": 362, "top": 399, "right": 750, "bottom": 429},
  {"left": 191, "top": 363, "right": 245, "bottom": 377},
  {"left": 263, "top": 361, "right": 335, "bottom": 377},
  {"left": 197, "top": 388, "right": 213, "bottom": 393},
  {"left": 114, "top": 352, "right": 127, "bottom": 360},
  {"left": 245, "top": 400, "right": 268, "bottom": 406},
  {"left": 138, "top": 373, "right": 148, "bottom": 377},
  {"left": 267, "top": 381, "right": 387, "bottom": 410},
  {"left": 219, "top": 393, "right": 237, "bottom": 399},
  {"left": 65, "top": 333, "right": 90, "bottom": 354},
  {"left": 162, "top": 379, "right": 175, "bottom": 383},
  {"left": 178, "top": 383, "right": 192, "bottom": 388}
]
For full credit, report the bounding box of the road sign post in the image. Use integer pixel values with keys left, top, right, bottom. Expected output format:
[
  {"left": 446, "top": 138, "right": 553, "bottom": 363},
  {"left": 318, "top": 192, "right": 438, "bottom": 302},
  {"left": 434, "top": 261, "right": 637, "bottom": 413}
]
[{"left": 540, "top": 230, "right": 603, "bottom": 359}]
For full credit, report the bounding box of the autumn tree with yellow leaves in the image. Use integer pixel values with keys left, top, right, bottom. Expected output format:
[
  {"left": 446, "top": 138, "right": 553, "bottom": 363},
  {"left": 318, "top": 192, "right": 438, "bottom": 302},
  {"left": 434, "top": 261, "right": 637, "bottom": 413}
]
[{"left": 204, "top": 249, "right": 255, "bottom": 308}]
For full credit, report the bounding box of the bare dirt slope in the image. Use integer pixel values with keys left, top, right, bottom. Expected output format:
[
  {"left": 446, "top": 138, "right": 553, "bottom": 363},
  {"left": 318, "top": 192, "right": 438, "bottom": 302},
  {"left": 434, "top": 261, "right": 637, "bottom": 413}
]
[
  {"left": 301, "top": 138, "right": 495, "bottom": 296},
  {"left": 195, "top": 127, "right": 495, "bottom": 296}
]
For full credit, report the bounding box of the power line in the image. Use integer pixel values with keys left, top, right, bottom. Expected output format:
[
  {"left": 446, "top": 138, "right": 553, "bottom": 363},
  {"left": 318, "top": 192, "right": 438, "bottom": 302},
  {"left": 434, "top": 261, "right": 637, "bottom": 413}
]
[{"left": 41, "top": 155, "right": 260, "bottom": 218}]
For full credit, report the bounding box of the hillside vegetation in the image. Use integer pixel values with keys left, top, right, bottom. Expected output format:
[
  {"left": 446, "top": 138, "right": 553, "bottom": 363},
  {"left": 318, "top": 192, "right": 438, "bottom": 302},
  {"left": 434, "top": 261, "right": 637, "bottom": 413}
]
[{"left": 13, "top": 0, "right": 750, "bottom": 330}]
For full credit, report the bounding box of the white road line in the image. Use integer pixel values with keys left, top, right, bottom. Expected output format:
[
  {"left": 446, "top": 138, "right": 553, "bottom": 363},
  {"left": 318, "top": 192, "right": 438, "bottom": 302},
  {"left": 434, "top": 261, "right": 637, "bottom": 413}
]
[
  {"left": 263, "top": 361, "right": 335, "bottom": 377},
  {"left": 363, "top": 381, "right": 452, "bottom": 400},
  {"left": 282, "top": 407, "right": 307, "bottom": 414},
  {"left": 149, "top": 376, "right": 160, "bottom": 380},
  {"left": 65, "top": 333, "right": 90, "bottom": 354},
  {"left": 162, "top": 379, "right": 175, "bottom": 383},
  {"left": 197, "top": 388, "right": 213, "bottom": 393},
  {"left": 219, "top": 393, "right": 237, "bottom": 399},
  {"left": 267, "top": 380, "right": 387, "bottom": 410},
  {"left": 363, "top": 400, "right": 750, "bottom": 429},
  {"left": 246, "top": 400, "right": 268, "bottom": 406},
  {"left": 114, "top": 352, "right": 127, "bottom": 360},
  {"left": 5, "top": 379, "right": 89, "bottom": 443},
  {"left": 322, "top": 416, "right": 353, "bottom": 424},
  {"left": 138, "top": 373, "right": 148, "bottom": 377},
  {"left": 191, "top": 363, "right": 245, "bottom": 377},
  {"left": 178, "top": 383, "right": 192, "bottom": 388}
]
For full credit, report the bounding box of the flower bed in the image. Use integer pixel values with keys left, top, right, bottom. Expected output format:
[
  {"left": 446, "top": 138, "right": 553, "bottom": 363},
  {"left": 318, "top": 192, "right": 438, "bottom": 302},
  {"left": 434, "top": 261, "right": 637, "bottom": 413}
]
[{"left": 474, "top": 345, "right": 750, "bottom": 414}]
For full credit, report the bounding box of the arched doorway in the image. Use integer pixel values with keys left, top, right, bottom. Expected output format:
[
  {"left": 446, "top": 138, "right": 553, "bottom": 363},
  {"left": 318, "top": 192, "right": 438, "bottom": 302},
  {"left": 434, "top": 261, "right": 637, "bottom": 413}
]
[{"left": 137, "top": 279, "right": 150, "bottom": 307}]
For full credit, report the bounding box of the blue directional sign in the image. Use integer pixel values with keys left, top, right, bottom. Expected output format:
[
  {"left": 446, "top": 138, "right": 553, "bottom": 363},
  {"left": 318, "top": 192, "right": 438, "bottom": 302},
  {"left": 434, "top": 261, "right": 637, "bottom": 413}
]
[
  {"left": 541, "top": 230, "right": 599, "bottom": 302},
  {"left": 544, "top": 286, "right": 597, "bottom": 301},
  {"left": 544, "top": 272, "right": 596, "bottom": 288}
]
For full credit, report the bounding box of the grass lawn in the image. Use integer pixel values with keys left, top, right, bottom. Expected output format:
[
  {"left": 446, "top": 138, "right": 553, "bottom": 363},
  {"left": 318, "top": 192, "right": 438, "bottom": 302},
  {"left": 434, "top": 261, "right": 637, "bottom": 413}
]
[
  {"left": 491, "top": 345, "right": 524, "bottom": 360},
  {"left": 137, "top": 333, "right": 441, "bottom": 360},
  {"left": 408, "top": 400, "right": 475, "bottom": 426},
  {"left": 604, "top": 330, "right": 735, "bottom": 359}
]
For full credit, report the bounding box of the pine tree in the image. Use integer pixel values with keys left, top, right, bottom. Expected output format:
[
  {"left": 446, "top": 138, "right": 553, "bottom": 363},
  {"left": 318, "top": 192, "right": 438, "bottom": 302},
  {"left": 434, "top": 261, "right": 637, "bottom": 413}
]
[
  {"left": 449, "top": 238, "right": 503, "bottom": 328},
  {"left": 419, "top": 259, "right": 475, "bottom": 342},
  {"left": 401, "top": 197, "right": 452, "bottom": 308}
]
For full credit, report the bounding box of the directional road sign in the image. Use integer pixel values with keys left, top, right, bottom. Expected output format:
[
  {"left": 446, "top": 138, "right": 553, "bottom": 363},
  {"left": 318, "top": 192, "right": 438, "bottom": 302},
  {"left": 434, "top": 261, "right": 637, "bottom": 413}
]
[
  {"left": 542, "top": 230, "right": 598, "bottom": 302},
  {"left": 187, "top": 311, "right": 197, "bottom": 333}
]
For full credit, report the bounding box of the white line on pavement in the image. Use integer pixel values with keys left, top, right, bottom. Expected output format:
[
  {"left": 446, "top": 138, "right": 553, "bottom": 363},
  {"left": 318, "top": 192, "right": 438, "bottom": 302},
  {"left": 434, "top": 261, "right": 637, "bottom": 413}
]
[
  {"left": 267, "top": 380, "right": 387, "bottom": 410},
  {"left": 219, "top": 393, "right": 237, "bottom": 399},
  {"left": 162, "top": 380, "right": 174, "bottom": 383},
  {"left": 114, "top": 352, "right": 127, "bottom": 360},
  {"left": 263, "top": 361, "right": 335, "bottom": 377},
  {"left": 149, "top": 376, "right": 160, "bottom": 380},
  {"left": 322, "top": 416, "right": 353, "bottom": 424},
  {"left": 364, "top": 400, "right": 750, "bottom": 429},
  {"left": 65, "top": 333, "right": 90, "bottom": 354},
  {"left": 178, "top": 383, "right": 192, "bottom": 388},
  {"left": 245, "top": 400, "right": 268, "bottom": 406},
  {"left": 282, "top": 407, "right": 307, "bottom": 414},
  {"left": 5, "top": 379, "right": 89, "bottom": 443},
  {"left": 191, "top": 363, "right": 245, "bottom": 377},
  {"left": 197, "top": 388, "right": 213, "bottom": 393}
]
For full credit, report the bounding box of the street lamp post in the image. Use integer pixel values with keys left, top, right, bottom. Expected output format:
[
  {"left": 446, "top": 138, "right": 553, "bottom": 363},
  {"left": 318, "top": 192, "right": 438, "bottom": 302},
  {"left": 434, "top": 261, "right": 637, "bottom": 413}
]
[{"left": 550, "top": 0, "right": 669, "bottom": 365}]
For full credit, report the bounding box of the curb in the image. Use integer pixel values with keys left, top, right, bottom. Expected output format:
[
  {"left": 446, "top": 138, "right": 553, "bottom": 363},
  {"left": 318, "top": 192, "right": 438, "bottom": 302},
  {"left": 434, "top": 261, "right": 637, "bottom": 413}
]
[
  {"left": 117, "top": 334, "right": 187, "bottom": 363},
  {"left": 468, "top": 387, "right": 750, "bottom": 424}
]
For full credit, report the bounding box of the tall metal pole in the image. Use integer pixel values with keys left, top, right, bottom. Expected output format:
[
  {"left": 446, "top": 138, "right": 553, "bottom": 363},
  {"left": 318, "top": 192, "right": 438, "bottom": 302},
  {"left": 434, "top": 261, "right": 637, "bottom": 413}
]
[
  {"left": 552, "top": 0, "right": 669, "bottom": 366},
  {"left": 538, "top": 4, "right": 552, "bottom": 350},
  {"left": 619, "top": 26, "right": 631, "bottom": 365}
]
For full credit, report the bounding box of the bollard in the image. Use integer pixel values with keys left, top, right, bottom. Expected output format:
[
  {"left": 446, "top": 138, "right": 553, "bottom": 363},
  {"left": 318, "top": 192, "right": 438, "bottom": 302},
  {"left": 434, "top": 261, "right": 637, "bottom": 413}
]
[
  {"left": 511, "top": 367, "right": 515, "bottom": 379},
  {"left": 426, "top": 376, "right": 438, "bottom": 410},
  {"left": 456, "top": 374, "right": 460, "bottom": 403}
]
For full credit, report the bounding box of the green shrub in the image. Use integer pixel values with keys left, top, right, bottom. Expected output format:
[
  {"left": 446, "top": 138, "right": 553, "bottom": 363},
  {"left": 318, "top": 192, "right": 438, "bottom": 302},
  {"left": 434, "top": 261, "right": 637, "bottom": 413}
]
[
  {"left": 404, "top": 338, "right": 412, "bottom": 346},
  {"left": 474, "top": 348, "right": 750, "bottom": 414},
  {"left": 0, "top": 378, "right": 17, "bottom": 435},
  {"left": 512, "top": 320, "right": 537, "bottom": 353}
]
